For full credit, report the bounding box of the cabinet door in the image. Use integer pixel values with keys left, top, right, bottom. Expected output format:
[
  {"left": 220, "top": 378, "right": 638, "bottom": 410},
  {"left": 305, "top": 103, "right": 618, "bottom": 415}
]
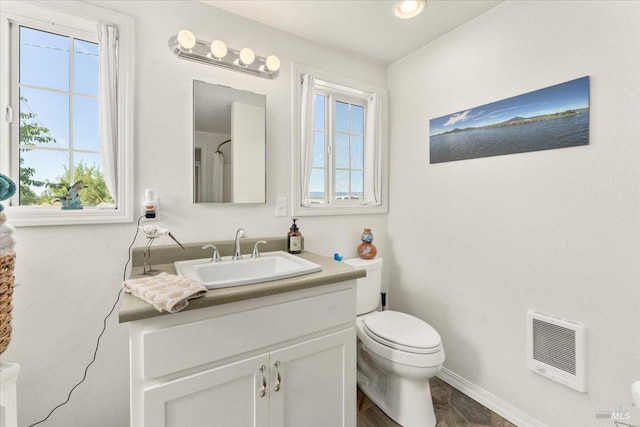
[
  {"left": 269, "top": 328, "right": 356, "bottom": 427},
  {"left": 143, "top": 354, "right": 270, "bottom": 427}
]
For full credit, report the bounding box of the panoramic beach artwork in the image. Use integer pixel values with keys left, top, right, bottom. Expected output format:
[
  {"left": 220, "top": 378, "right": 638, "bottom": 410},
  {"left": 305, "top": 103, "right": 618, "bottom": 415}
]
[{"left": 429, "top": 76, "right": 590, "bottom": 164}]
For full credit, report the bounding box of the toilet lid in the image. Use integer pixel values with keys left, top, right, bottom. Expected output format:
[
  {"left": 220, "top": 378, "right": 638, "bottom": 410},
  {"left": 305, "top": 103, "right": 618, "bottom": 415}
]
[{"left": 363, "top": 311, "right": 441, "bottom": 354}]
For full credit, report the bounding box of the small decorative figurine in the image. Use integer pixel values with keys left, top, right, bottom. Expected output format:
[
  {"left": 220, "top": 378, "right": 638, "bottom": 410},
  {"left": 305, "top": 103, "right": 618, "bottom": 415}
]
[
  {"left": 357, "top": 228, "right": 377, "bottom": 259},
  {"left": 0, "top": 173, "right": 17, "bottom": 213},
  {"left": 61, "top": 181, "right": 84, "bottom": 210}
]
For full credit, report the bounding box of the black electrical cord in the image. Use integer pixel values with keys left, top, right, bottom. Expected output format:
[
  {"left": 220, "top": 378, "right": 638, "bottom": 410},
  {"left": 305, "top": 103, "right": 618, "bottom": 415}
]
[{"left": 28, "top": 215, "right": 145, "bottom": 427}]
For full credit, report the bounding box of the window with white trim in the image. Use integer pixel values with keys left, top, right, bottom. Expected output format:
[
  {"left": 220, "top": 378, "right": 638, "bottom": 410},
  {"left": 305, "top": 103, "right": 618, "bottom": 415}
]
[
  {"left": 17, "top": 26, "right": 103, "bottom": 205},
  {"left": 294, "top": 65, "right": 387, "bottom": 216},
  {"left": 0, "top": 2, "right": 134, "bottom": 226},
  {"left": 309, "top": 89, "right": 366, "bottom": 204}
]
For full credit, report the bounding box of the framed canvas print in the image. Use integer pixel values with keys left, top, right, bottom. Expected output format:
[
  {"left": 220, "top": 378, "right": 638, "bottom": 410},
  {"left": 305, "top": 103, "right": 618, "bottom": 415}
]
[{"left": 429, "top": 76, "right": 589, "bottom": 164}]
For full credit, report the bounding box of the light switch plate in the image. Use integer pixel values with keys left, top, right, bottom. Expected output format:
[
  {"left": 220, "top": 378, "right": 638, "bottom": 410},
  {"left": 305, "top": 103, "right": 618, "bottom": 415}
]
[{"left": 275, "top": 197, "right": 287, "bottom": 217}]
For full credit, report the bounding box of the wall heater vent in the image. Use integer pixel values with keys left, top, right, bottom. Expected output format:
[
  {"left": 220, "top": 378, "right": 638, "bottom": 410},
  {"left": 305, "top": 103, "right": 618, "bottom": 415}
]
[{"left": 526, "top": 310, "right": 587, "bottom": 393}]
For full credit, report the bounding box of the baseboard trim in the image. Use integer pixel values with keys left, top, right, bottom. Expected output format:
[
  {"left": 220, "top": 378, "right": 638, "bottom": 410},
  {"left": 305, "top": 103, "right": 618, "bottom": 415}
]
[{"left": 437, "top": 368, "right": 546, "bottom": 427}]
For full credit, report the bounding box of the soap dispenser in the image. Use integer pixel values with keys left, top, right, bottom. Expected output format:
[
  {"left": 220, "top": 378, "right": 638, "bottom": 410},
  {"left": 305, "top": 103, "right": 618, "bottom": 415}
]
[{"left": 287, "top": 218, "right": 302, "bottom": 254}]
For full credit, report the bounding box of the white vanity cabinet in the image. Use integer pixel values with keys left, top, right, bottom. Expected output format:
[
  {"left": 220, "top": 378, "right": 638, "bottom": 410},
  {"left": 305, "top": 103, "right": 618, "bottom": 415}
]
[{"left": 128, "top": 281, "right": 357, "bottom": 427}]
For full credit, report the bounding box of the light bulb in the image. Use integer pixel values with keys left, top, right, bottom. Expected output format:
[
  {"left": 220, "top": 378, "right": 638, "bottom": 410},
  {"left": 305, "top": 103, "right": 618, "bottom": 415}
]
[
  {"left": 239, "top": 48, "right": 255, "bottom": 66},
  {"left": 400, "top": 0, "right": 419, "bottom": 13},
  {"left": 177, "top": 29, "right": 196, "bottom": 49},
  {"left": 265, "top": 55, "right": 280, "bottom": 72},
  {"left": 393, "top": 0, "right": 426, "bottom": 19},
  {"left": 210, "top": 40, "right": 227, "bottom": 59}
]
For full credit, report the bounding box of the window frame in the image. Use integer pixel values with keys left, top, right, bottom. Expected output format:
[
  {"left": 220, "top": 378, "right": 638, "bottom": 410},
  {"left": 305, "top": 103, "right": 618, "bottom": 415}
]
[
  {"left": 0, "top": 1, "right": 134, "bottom": 227},
  {"left": 13, "top": 23, "right": 102, "bottom": 206},
  {"left": 313, "top": 89, "right": 368, "bottom": 207},
  {"left": 293, "top": 64, "right": 388, "bottom": 217}
]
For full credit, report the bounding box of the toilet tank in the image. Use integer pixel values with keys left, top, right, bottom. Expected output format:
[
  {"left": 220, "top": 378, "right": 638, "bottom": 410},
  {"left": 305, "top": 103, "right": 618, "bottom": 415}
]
[{"left": 343, "top": 257, "right": 383, "bottom": 315}]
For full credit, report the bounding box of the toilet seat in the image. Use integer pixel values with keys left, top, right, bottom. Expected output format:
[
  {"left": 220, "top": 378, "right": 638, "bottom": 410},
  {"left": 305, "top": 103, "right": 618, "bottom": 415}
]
[
  {"left": 357, "top": 312, "right": 444, "bottom": 369},
  {"left": 363, "top": 311, "right": 441, "bottom": 354}
]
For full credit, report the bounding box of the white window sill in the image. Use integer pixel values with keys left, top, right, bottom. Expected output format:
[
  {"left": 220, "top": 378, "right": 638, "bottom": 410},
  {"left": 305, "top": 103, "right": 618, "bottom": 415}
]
[
  {"left": 292, "top": 203, "right": 388, "bottom": 217},
  {"left": 5, "top": 205, "right": 133, "bottom": 227}
]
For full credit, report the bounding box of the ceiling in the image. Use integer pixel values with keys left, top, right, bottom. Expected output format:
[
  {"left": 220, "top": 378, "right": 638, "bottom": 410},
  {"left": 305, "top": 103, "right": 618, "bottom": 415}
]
[{"left": 202, "top": 0, "right": 504, "bottom": 64}]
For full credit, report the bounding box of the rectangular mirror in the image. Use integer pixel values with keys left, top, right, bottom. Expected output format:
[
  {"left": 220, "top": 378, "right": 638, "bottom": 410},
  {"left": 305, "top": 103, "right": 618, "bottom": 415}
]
[{"left": 193, "top": 80, "right": 266, "bottom": 203}]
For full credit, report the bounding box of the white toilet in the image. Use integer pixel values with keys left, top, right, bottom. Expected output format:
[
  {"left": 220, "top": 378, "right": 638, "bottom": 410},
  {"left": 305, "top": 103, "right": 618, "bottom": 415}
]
[{"left": 344, "top": 257, "right": 445, "bottom": 427}]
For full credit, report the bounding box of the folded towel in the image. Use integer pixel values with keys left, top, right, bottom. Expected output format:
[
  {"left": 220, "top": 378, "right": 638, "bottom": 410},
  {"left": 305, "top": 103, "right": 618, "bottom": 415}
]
[
  {"left": 123, "top": 272, "right": 207, "bottom": 313},
  {"left": 0, "top": 222, "right": 16, "bottom": 256}
]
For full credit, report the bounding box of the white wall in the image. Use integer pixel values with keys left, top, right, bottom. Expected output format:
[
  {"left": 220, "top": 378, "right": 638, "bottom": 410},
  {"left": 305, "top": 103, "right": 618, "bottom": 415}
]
[
  {"left": 5, "top": 2, "right": 388, "bottom": 426},
  {"left": 388, "top": 1, "right": 640, "bottom": 426}
]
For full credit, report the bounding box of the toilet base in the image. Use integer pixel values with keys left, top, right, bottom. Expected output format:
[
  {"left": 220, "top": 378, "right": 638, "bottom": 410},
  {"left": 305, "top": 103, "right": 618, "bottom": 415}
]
[{"left": 357, "top": 369, "right": 437, "bottom": 427}]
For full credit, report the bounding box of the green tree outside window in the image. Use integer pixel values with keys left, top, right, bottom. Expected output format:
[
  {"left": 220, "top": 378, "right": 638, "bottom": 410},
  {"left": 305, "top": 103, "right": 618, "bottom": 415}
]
[{"left": 19, "top": 97, "right": 111, "bottom": 206}]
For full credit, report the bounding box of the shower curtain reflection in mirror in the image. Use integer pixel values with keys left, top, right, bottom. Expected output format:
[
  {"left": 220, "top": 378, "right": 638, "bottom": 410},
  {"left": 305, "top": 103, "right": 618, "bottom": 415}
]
[{"left": 212, "top": 151, "right": 224, "bottom": 203}]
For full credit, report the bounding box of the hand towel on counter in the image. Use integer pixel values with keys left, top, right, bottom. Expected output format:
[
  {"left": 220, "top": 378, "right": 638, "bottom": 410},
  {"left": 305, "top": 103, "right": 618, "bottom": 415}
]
[{"left": 123, "top": 273, "right": 207, "bottom": 313}]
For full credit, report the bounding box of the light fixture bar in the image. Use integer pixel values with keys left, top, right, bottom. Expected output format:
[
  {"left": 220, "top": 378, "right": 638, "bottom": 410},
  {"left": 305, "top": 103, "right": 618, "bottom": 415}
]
[{"left": 168, "top": 34, "right": 280, "bottom": 79}]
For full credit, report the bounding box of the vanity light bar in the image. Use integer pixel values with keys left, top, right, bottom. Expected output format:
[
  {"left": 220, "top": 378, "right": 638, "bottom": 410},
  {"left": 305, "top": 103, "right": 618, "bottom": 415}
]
[{"left": 168, "top": 31, "right": 280, "bottom": 79}]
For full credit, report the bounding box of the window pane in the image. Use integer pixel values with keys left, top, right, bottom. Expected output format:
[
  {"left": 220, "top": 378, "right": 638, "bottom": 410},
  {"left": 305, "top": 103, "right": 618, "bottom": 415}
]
[
  {"left": 74, "top": 39, "right": 99, "bottom": 95},
  {"left": 309, "top": 168, "right": 325, "bottom": 204},
  {"left": 74, "top": 96, "right": 100, "bottom": 151},
  {"left": 335, "top": 133, "right": 349, "bottom": 168},
  {"left": 74, "top": 153, "right": 112, "bottom": 205},
  {"left": 350, "top": 105, "right": 364, "bottom": 135},
  {"left": 314, "top": 94, "right": 325, "bottom": 130},
  {"left": 350, "top": 136, "right": 364, "bottom": 169},
  {"left": 20, "top": 27, "right": 69, "bottom": 91},
  {"left": 335, "top": 101, "right": 348, "bottom": 133},
  {"left": 334, "top": 169, "right": 349, "bottom": 199},
  {"left": 19, "top": 148, "right": 70, "bottom": 205},
  {"left": 313, "top": 131, "right": 324, "bottom": 167},
  {"left": 20, "top": 87, "right": 69, "bottom": 148},
  {"left": 350, "top": 171, "right": 363, "bottom": 199}
]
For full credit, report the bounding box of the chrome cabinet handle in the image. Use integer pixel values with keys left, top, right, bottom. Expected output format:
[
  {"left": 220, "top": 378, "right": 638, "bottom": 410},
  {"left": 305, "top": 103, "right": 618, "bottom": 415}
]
[
  {"left": 274, "top": 361, "right": 281, "bottom": 392},
  {"left": 259, "top": 365, "right": 267, "bottom": 397}
]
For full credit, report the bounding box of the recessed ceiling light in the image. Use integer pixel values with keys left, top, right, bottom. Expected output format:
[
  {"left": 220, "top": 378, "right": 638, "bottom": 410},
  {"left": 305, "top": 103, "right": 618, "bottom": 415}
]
[{"left": 393, "top": 0, "right": 427, "bottom": 19}]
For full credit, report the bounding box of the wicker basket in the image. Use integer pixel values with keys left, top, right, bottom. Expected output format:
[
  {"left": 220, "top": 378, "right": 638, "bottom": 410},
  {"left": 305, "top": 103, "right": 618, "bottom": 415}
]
[{"left": 0, "top": 251, "right": 15, "bottom": 354}]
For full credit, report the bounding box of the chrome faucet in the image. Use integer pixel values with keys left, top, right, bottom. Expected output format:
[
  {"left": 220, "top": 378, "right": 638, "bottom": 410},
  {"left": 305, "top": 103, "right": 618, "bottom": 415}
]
[
  {"left": 251, "top": 240, "right": 267, "bottom": 258},
  {"left": 202, "top": 244, "right": 221, "bottom": 263},
  {"left": 232, "top": 228, "right": 246, "bottom": 260}
]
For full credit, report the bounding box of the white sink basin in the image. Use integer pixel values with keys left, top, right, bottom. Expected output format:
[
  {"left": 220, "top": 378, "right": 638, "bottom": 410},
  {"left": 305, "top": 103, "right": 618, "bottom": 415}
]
[{"left": 174, "top": 251, "right": 322, "bottom": 289}]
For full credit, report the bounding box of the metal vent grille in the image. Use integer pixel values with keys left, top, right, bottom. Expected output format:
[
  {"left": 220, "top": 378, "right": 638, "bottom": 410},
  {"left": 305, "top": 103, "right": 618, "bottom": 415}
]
[
  {"left": 532, "top": 319, "right": 576, "bottom": 375},
  {"left": 527, "top": 310, "right": 587, "bottom": 393}
]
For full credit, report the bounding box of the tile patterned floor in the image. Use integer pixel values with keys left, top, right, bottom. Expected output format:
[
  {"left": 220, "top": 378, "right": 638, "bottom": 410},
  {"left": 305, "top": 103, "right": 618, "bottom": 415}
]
[{"left": 357, "top": 377, "right": 517, "bottom": 427}]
